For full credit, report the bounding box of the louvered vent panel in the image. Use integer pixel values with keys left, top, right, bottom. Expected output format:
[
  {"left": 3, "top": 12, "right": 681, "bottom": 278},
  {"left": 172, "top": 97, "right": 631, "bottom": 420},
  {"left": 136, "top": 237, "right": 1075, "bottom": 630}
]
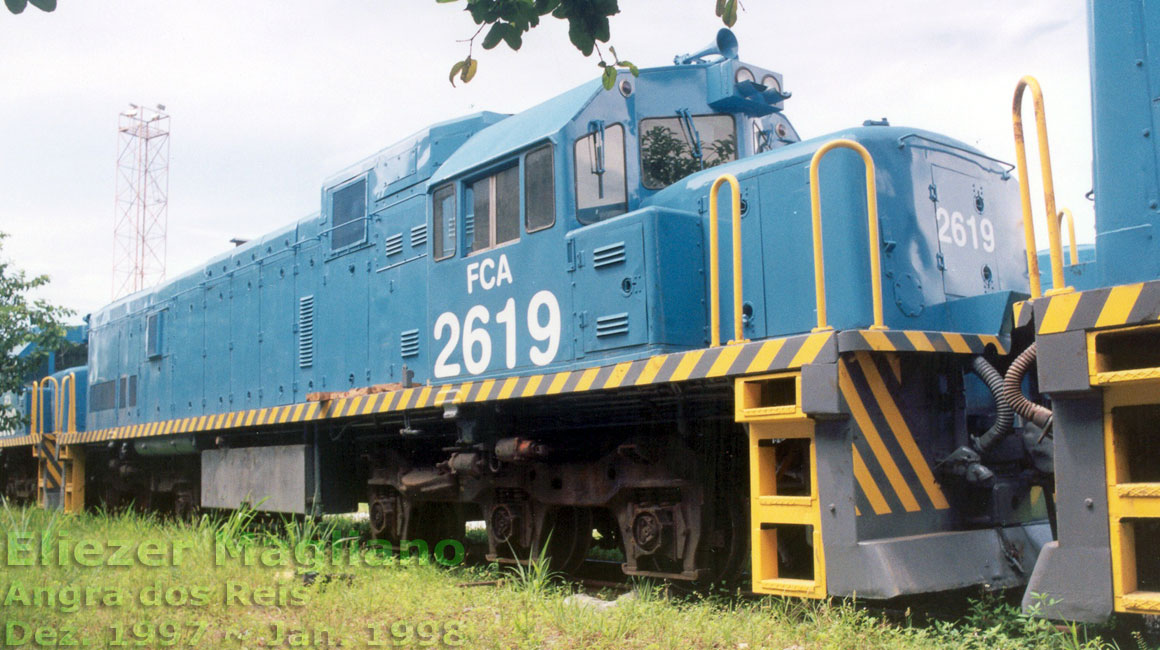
[
  {"left": 298, "top": 295, "right": 315, "bottom": 368},
  {"left": 410, "top": 223, "right": 428, "bottom": 249},
  {"left": 400, "top": 329, "right": 420, "bottom": 358},
  {"left": 385, "top": 232, "right": 404, "bottom": 256},
  {"left": 592, "top": 241, "right": 627, "bottom": 268},
  {"left": 595, "top": 312, "right": 630, "bottom": 337}
]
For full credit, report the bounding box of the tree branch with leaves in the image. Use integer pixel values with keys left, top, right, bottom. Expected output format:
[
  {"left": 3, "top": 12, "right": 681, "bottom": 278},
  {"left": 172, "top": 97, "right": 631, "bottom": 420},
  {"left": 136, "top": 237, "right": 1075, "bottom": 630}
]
[
  {"left": 0, "top": 232, "right": 71, "bottom": 433},
  {"left": 440, "top": 0, "right": 741, "bottom": 88}
]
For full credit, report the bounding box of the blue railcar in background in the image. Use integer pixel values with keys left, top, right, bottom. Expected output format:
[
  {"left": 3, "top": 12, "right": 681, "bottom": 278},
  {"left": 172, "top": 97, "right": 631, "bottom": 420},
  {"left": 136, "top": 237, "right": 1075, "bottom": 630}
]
[{"left": 4, "top": 2, "right": 1160, "bottom": 623}]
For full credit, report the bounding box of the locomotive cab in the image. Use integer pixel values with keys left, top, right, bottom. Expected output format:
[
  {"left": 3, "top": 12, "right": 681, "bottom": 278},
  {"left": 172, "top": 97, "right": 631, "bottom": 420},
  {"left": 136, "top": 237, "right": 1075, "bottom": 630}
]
[{"left": 420, "top": 38, "right": 801, "bottom": 383}]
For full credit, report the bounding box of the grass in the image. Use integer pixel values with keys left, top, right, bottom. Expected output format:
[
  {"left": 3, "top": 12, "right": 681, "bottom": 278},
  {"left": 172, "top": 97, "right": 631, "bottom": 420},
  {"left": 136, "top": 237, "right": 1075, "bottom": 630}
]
[{"left": 0, "top": 503, "right": 1137, "bottom": 649}]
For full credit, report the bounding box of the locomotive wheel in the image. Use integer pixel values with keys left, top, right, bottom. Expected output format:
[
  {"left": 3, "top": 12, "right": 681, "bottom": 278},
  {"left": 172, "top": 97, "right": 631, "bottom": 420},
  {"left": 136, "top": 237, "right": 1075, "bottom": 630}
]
[
  {"left": 173, "top": 486, "right": 199, "bottom": 522},
  {"left": 368, "top": 487, "right": 405, "bottom": 542},
  {"left": 538, "top": 506, "right": 593, "bottom": 574},
  {"left": 699, "top": 497, "right": 748, "bottom": 586}
]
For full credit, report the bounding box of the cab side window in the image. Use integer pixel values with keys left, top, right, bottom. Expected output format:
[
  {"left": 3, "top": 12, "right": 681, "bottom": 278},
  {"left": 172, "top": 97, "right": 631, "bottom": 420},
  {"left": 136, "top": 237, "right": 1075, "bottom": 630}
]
[
  {"left": 525, "top": 144, "right": 555, "bottom": 232},
  {"left": 432, "top": 184, "right": 456, "bottom": 261},
  {"left": 467, "top": 166, "right": 520, "bottom": 254},
  {"left": 574, "top": 123, "right": 627, "bottom": 225},
  {"left": 331, "top": 178, "right": 367, "bottom": 250}
]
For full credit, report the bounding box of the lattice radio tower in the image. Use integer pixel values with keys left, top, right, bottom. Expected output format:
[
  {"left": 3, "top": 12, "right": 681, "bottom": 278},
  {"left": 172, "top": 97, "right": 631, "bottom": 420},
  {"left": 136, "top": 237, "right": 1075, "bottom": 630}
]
[{"left": 113, "top": 103, "right": 169, "bottom": 299}]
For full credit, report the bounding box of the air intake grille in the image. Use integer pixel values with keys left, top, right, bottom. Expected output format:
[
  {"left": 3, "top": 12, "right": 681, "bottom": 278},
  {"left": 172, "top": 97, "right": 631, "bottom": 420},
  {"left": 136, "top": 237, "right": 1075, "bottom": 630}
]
[
  {"left": 298, "top": 295, "right": 315, "bottom": 368},
  {"left": 595, "top": 312, "right": 630, "bottom": 337},
  {"left": 410, "top": 223, "right": 428, "bottom": 249},
  {"left": 592, "top": 241, "right": 627, "bottom": 268},
  {"left": 400, "top": 329, "right": 420, "bottom": 358},
  {"left": 385, "top": 232, "right": 404, "bottom": 257}
]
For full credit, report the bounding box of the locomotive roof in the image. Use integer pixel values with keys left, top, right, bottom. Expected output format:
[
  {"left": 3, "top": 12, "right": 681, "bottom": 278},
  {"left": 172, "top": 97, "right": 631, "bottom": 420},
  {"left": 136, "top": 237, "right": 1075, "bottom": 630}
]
[{"left": 428, "top": 79, "right": 602, "bottom": 186}]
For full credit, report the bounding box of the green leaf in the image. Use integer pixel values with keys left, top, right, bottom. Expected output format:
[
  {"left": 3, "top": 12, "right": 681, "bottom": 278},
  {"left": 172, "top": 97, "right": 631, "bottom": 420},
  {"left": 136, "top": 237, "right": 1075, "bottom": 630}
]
[
  {"left": 482, "top": 22, "right": 506, "bottom": 50},
  {"left": 448, "top": 60, "right": 466, "bottom": 86},
  {"left": 722, "top": 0, "right": 737, "bottom": 27},
  {"left": 435, "top": 0, "right": 460, "bottom": 3},
  {"left": 27, "top": 0, "right": 53, "bottom": 10},
  {"left": 463, "top": 57, "right": 479, "bottom": 83},
  {"left": 602, "top": 65, "right": 617, "bottom": 90},
  {"left": 715, "top": 0, "right": 726, "bottom": 17},
  {"left": 568, "top": 20, "right": 596, "bottom": 56},
  {"left": 619, "top": 60, "right": 639, "bottom": 76},
  {"left": 4, "top": 0, "right": 27, "bottom": 14},
  {"left": 501, "top": 26, "right": 523, "bottom": 50}
]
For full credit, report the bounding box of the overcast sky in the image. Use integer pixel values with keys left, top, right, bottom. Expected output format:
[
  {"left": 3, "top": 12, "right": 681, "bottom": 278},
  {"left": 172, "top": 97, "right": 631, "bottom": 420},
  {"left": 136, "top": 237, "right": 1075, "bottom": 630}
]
[{"left": 0, "top": 1, "right": 1092, "bottom": 317}]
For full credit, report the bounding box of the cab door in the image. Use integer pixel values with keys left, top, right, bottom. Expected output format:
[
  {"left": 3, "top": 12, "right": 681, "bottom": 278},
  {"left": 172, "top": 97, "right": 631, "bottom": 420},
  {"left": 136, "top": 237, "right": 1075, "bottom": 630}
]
[{"left": 425, "top": 144, "right": 572, "bottom": 383}]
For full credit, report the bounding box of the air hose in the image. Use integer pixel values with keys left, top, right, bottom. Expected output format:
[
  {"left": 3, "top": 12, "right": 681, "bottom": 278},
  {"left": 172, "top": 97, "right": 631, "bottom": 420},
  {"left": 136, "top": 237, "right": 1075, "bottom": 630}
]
[
  {"left": 971, "top": 356, "right": 1014, "bottom": 453},
  {"left": 1003, "top": 342, "right": 1053, "bottom": 433}
]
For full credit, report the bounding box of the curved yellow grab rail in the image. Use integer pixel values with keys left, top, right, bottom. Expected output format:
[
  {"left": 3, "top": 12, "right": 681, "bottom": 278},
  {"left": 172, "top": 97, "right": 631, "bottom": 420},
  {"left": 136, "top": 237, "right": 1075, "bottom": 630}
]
[
  {"left": 58, "top": 372, "right": 76, "bottom": 433},
  {"left": 30, "top": 379, "right": 40, "bottom": 439},
  {"left": 1013, "top": 76, "right": 1071, "bottom": 296},
  {"left": 808, "top": 139, "right": 886, "bottom": 331},
  {"left": 41, "top": 375, "right": 60, "bottom": 434},
  {"left": 709, "top": 173, "right": 746, "bottom": 346},
  {"left": 1059, "top": 208, "right": 1078, "bottom": 266}
]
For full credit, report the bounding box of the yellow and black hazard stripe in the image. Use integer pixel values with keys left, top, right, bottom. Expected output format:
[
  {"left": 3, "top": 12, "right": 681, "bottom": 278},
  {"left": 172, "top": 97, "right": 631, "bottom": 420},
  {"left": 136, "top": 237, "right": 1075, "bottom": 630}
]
[
  {"left": 0, "top": 434, "right": 37, "bottom": 449},
  {"left": 62, "top": 331, "right": 838, "bottom": 446},
  {"left": 1025, "top": 278, "right": 1160, "bottom": 335},
  {"left": 837, "top": 330, "right": 1007, "bottom": 355},
  {"left": 1013, "top": 300, "right": 1033, "bottom": 329},
  {"left": 838, "top": 351, "right": 950, "bottom": 516},
  {"left": 36, "top": 433, "right": 62, "bottom": 490}
]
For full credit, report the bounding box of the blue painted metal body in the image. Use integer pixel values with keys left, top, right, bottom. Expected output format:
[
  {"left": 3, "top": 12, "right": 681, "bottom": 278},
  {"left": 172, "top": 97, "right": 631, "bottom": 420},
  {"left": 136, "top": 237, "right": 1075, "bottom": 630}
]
[
  {"left": 1, "top": 325, "right": 88, "bottom": 438},
  {"left": 83, "top": 43, "right": 1026, "bottom": 432},
  {"left": 1084, "top": 0, "right": 1160, "bottom": 288}
]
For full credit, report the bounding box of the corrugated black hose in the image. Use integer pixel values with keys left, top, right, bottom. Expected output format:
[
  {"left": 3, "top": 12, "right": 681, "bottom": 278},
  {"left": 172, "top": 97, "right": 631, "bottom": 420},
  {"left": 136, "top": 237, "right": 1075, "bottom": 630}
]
[
  {"left": 1003, "top": 342, "right": 1053, "bottom": 434},
  {"left": 971, "top": 356, "right": 1014, "bottom": 453}
]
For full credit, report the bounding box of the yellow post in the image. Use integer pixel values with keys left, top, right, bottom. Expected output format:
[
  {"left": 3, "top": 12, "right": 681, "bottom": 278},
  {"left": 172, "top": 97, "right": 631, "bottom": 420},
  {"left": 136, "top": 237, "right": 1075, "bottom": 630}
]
[
  {"left": 1013, "top": 76, "right": 1071, "bottom": 296},
  {"left": 1059, "top": 208, "right": 1078, "bottom": 266},
  {"left": 709, "top": 173, "right": 746, "bottom": 346},
  {"left": 60, "top": 372, "right": 76, "bottom": 433},
  {"left": 30, "top": 379, "right": 40, "bottom": 440},
  {"left": 42, "top": 375, "right": 60, "bottom": 434},
  {"left": 808, "top": 139, "right": 887, "bottom": 331}
]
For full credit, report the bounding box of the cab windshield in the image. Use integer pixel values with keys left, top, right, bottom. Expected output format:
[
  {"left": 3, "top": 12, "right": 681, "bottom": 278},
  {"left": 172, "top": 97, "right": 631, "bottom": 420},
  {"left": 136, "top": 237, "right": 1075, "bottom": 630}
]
[{"left": 640, "top": 114, "right": 736, "bottom": 189}]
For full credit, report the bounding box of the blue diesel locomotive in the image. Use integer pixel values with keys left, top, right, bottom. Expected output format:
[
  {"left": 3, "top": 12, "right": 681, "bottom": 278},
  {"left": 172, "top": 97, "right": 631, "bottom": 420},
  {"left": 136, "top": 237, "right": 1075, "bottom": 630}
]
[{"left": 3, "top": 1, "right": 1160, "bottom": 622}]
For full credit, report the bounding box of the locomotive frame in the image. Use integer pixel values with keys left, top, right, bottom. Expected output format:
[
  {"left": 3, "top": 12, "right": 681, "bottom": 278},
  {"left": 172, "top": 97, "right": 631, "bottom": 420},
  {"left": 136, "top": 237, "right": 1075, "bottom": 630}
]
[{"left": 4, "top": 1, "right": 1160, "bottom": 625}]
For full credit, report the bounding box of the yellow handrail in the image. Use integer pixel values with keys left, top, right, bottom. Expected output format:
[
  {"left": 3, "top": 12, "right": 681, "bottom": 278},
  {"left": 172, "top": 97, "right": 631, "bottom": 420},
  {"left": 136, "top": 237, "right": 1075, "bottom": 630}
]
[
  {"left": 709, "top": 173, "right": 746, "bottom": 346},
  {"left": 1012, "top": 76, "right": 1071, "bottom": 297},
  {"left": 808, "top": 139, "right": 887, "bottom": 331},
  {"left": 1058, "top": 208, "right": 1078, "bottom": 266},
  {"left": 58, "top": 372, "right": 76, "bottom": 433},
  {"left": 30, "top": 379, "right": 40, "bottom": 439},
  {"left": 41, "top": 375, "right": 60, "bottom": 434}
]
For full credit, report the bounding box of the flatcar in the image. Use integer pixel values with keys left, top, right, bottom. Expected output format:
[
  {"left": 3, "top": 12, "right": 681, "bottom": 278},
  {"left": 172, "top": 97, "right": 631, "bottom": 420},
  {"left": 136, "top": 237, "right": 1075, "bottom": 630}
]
[{"left": 2, "top": 0, "right": 1158, "bottom": 624}]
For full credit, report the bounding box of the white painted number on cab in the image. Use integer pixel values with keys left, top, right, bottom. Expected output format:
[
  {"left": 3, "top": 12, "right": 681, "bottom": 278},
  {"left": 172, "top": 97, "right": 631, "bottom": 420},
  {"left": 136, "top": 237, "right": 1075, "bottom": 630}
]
[
  {"left": 433, "top": 254, "right": 561, "bottom": 378},
  {"left": 937, "top": 208, "right": 995, "bottom": 252}
]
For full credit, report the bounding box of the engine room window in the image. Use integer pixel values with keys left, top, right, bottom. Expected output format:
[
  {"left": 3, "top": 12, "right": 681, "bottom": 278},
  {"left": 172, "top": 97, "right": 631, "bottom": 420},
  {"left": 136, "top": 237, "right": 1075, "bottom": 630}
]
[
  {"left": 146, "top": 312, "right": 162, "bottom": 359},
  {"left": 432, "top": 184, "right": 456, "bottom": 261},
  {"left": 525, "top": 144, "right": 555, "bottom": 232},
  {"left": 330, "top": 178, "right": 367, "bottom": 250},
  {"left": 575, "top": 123, "right": 627, "bottom": 224},
  {"left": 640, "top": 114, "right": 736, "bottom": 189},
  {"left": 467, "top": 166, "right": 520, "bottom": 254}
]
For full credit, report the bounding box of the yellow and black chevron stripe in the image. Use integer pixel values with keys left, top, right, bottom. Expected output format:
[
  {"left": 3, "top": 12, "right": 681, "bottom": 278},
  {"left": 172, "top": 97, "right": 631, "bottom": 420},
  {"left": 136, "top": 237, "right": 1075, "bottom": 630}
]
[
  {"left": 0, "top": 434, "right": 37, "bottom": 449},
  {"left": 1013, "top": 300, "right": 1032, "bottom": 329},
  {"left": 36, "top": 433, "right": 62, "bottom": 491},
  {"left": 62, "top": 331, "right": 838, "bottom": 446},
  {"left": 52, "top": 327, "right": 1011, "bottom": 448},
  {"left": 838, "top": 351, "right": 950, "bottom": 516},
  {"left": 837, "top": 330, "right": 1007, "bottom": 355},
  {"left": 1016, "top": 278, "right": 1160, "bottom": 335}
]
